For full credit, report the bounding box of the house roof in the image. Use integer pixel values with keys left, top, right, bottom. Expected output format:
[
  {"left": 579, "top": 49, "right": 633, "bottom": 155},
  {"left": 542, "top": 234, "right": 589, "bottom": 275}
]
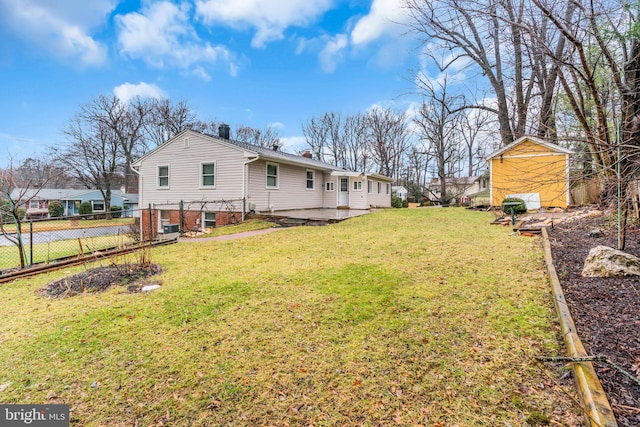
[
  {"left": 486, "top": 136, "right": 573, "bottom": 160},
  {"left": 133, "top": 129, "right": 347, "bottom": 173},
  {"left": 9, "top": 188, "right": 136, "bottom": 201}
]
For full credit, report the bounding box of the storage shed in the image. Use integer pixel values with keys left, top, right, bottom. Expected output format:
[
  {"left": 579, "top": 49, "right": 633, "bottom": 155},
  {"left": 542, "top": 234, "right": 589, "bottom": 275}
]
[{"left": 487, "top": 136, "right": 573, "bottom": 209}]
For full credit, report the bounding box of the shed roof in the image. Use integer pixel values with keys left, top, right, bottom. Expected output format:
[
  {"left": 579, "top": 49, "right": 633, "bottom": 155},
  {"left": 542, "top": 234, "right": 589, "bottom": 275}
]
[{"left": 486, "top": 136, "right": 573, "bottom": 160}]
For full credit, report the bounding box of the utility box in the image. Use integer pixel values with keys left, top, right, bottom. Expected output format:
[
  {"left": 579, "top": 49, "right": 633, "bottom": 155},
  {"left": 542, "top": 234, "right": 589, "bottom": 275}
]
[{"left": 163, "top": 224, "right": 180, "bottom": 234}]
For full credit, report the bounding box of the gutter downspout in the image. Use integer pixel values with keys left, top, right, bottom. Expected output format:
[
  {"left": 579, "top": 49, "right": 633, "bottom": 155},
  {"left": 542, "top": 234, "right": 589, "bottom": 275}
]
[
  {"left": 130, "top": 164, "right": 143, "bottom": 242},
  {"left": 242, "top": 156, "right": 260, "bottom": 221}
]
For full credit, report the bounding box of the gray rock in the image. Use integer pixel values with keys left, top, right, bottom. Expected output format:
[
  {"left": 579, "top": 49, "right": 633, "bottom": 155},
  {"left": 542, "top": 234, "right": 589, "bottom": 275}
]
[
  {"left": 588, "top": 228, "right": 604, "bottom": 238},
  {"left": 582, "top": 245, "right": 640, "bottom": 277}
]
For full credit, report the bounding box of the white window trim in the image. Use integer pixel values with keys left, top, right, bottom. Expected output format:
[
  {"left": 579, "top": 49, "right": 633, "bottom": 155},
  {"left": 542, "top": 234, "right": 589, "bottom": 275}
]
[
  {"left": 184, "top": 137, "right": 190, "bottom": 148},
  {"left": 266, "top": 162, "right": 279, "bottom": 189},
  {"left": 203, "top": 211, "right": 216, "bottom": 228},
  {"left": 158, "top": 165, "right": 170, "bottom": 189},
  {"left": 92, "top": 200, "right": 105, "bottom": 212},
  {"left": 29, "top": 200, "right": 39, "bottom": 209},
  {"left": 200, "top": 161, "right": 216, "bottom": 189},
  {"left": 353, "top": 181, "right": 363, "bottom": 191},
  {"left": 325, "top": 181, "right": 335, "bottom": 191},
  {"left": 386, "top": 183, "right": 390, "bottom": 194},
  {"left": 306, "top": 169, "right": 315, "bottom": 190},
  {"left": 377, "top": 182, "right": 382, "bottom": 194},
  {"left": 367, "top": 180, "right": 373, "bottom": 194}
]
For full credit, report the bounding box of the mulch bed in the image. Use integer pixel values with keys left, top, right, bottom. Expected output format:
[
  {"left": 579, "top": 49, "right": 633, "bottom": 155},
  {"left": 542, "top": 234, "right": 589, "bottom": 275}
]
[
  {"left": 39, "top": 263, "right": 162, "bottom": 298},
  {"left": 549, "top": 214, "right": 640, "bottom": 426}
]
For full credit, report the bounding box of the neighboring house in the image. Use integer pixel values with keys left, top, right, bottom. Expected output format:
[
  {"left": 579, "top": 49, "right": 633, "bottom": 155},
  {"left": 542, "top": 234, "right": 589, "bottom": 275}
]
[
  {"left": 487, "top": 136, "right": 573, "bottom": 209},
  {"left": 424, "top": 176, "right": 479, "bottom": 205},
  {"left": 132, "top": 127, "right": 392, "bottom": 235},
  {"left": 462, "top": 173, "right": 490, "bottom": 207},
  {"left": 9, "top": 188, "right": 139, "bottom": 218},
  {"left": 392, "top": 186, "right": 408, "bottom": 201}
]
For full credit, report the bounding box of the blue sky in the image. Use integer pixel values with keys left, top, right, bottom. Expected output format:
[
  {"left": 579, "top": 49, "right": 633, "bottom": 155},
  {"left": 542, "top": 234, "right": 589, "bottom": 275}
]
[{"left": 0, "top": 0, "right": 424, "bottom": 162}]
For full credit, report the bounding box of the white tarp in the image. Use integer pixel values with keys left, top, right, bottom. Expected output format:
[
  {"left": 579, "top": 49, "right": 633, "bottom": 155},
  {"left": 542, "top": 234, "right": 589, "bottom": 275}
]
[{"left": 507, "top": 193, "right": 541, "bottom": 209}]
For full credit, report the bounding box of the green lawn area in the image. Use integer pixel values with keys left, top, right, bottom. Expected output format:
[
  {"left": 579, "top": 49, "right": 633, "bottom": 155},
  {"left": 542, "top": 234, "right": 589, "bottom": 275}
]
[
  {"left": 0, "top": 208, "right": 580, "bottom": 425},
  {"left": 187, "top": 218, "right": 276, "bottom": 238},
  {"left": 0, "top": 234, "right": 134, "bottom": 270},
  {"left": 1, "top": 217, "right": 135, "bottom": 234}
]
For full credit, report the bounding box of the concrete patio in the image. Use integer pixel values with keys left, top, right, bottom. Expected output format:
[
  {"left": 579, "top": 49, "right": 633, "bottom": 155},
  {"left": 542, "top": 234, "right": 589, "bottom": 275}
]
[{"left": 257, "top": 208, "right": 372, "bottom": 222}]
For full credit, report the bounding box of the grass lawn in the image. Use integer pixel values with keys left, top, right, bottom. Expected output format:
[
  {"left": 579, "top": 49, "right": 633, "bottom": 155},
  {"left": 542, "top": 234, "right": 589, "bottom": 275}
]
[
  {"left": 0, "top": 235, "right": 135, "bottom": 271},
  {"left": 0, "top": 208, "right": 580, "bottom": 425},
  {"left": 187, "top": 219, "right": 276, "bottom": 238},
  {"left": 1, "top": 217, "right": 135, "bottom": 234}
]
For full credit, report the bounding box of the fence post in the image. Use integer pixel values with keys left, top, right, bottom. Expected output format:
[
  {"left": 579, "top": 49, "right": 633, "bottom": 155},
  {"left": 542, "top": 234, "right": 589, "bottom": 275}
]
[
  {"left": 179, "top": 200, "right": 184, "bottom": 233},
  {"left": 29, "top": 220, "right": 33, "bottom": 267},
  {"left": 148, "top": 204, "right": 153, "bottom": 241}
]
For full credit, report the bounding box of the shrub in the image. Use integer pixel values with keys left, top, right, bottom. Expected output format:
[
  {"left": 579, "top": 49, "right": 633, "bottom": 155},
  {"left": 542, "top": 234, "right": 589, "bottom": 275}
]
[
  {"left": 78, "top": 202, "right": 92, "bottom": 216},
  {"left": 17, "top": 208, "right": 26, "bottom": 220},
  {"left": 391, "top": 195, "right": 404, "bottom": 208},
  {"left": 48, "top": 200, "right": 64, "bottom": 218},
  {"left": 110, "top": 205, "right": 123, "bottom": 218},
  {"left": 501, "top": 197, "right": 527, "bottom": 214}
]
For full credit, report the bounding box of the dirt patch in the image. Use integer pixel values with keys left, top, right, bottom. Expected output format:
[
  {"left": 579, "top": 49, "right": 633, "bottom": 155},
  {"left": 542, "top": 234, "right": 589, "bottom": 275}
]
[
  {"left": 39, "top": 263, "right": 162, "bottom": 298},
  {"left": 549, "top": 213, "right": 640, "bottom": 426}
]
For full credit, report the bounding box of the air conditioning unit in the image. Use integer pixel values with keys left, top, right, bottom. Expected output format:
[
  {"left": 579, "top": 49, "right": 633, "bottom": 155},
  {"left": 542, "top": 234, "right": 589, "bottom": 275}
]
[{"left": 163, "top": 224, "right": 180, "bottom": 234}]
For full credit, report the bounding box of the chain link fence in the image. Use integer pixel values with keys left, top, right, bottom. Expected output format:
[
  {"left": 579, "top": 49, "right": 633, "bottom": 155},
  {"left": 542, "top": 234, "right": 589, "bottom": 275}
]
[
  {"left": 0, "top": 198, "right": 246, "bottom": 273},
  {"left": 0, "top": 209, "right": 145, "bottom": 273}
]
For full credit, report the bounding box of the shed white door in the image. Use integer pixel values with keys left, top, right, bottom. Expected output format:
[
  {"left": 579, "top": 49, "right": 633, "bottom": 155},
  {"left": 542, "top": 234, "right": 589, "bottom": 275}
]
[{"left": 338, "top": 177, "right": 349, "bottom": 207}]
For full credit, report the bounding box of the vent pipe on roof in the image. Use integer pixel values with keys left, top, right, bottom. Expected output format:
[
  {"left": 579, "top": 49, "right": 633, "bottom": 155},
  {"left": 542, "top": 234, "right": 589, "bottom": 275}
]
[{"left": 218, "top": 124, "right": 230, "bottom": 140}]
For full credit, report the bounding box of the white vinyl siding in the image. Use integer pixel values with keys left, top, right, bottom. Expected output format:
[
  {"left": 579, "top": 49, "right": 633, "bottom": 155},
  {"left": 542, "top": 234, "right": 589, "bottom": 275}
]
[
  {"left": 137, "top": 132, "right": 246, "bottom": 206},
  {"left": 201, "top": 162, "right": 216, "bottom": 188},
  {"left": 247, "top": 160, "right": 324, "bottom": 212}
]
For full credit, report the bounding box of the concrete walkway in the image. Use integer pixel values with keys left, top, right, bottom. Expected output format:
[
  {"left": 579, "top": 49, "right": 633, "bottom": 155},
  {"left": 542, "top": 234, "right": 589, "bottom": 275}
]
[{"left": 177, "top": 227, "right": 285, "bottom": 243}]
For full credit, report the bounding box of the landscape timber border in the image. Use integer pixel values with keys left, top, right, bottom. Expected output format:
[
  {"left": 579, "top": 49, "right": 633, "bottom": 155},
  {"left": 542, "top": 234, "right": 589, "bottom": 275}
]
[{"left": 541, "top": 227, "right": 618, "bottom": 427}]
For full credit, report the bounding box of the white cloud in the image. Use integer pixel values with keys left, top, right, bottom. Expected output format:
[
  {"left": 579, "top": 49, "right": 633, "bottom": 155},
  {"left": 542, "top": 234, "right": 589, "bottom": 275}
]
[
  {"left": 279, "top": 135, "right": 307, "bottom": 151},
  {"left": 116, "top": 1, "right": 238, "bottom": 75},
  {"left": 0, "top": 0, "right": 113, "bottom": 66},
  {"left": 350, "top": 0, "right": 406, "bottom": 46},
  {"left": 195, "top": 0, "right": 334, "bottom": 48},
  {"left": 113, "top": 82, "right": 166, "bottom": 104},
  {"left": 319, "top": 34, "right": 348, "bottom": 73},
  {"left": 268, "top": 122, "right": 285, "bottom": 130}
]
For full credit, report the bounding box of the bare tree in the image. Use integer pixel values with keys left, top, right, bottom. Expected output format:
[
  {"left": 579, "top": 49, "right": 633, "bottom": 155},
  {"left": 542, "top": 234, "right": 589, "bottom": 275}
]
[
  {"left": 234, "top": 124, "right": 281, "bottom": 148},
  {"left": 145, "top": 99, "right": 199, "bottom": 147},
  {"left": 302, "top": 115, "right": 330, "bottom": 163},
  {"left": 0, "top": 157, "right": 55, "bottom": 267},
  {"left": 365, "top": 107, "right": 411, "bottom": 180},
  {"left": 53, "top": 113, "right": 121, "bottom": 219},
  {"left": 405, "top": 0, "right": 537, "bottom": 146},
  {"left": 413, "top": 78, "right": 463, "bottom": 205}
]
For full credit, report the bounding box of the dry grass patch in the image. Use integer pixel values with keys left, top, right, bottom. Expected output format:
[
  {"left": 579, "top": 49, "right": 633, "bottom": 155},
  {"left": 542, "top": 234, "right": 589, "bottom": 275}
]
[{"left": 0, "top": 208, "right": 581, "bottom": 425}]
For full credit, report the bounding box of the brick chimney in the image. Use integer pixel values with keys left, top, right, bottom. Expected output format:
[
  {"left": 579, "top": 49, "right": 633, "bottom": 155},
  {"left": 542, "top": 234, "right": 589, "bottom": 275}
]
[
  {"left": 302, "top": 150, "right": 312, "bottom": 159},
  {"left": 218, "top": 124, "right": 230, "bottom": 140}
]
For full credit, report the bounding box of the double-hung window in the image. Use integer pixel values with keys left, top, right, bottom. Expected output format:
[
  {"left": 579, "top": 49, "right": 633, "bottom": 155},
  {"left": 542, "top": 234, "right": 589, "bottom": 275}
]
[
  {"left": 377, "top": 182, "right": 382, "bottom": 193},
  {"left": 306, "top": 170, "right": 314, "bottom": 190},
  {"left": 353, "top": 181, "right": 362, "bottom": 191},
  {"left": 201, "top": 162, "right": 215, "bottom": 187},
  {"left": 266, "top": 163, "right": 279, "bottom": 188},
  {"left": 158, "top": 165, "right": 169, "bottom": 188}
]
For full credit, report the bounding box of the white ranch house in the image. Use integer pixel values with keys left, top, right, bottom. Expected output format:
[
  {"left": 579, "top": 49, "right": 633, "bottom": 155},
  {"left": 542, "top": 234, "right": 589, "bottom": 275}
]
[{"left": 132, "top": 127, "right": 392, "bottom": 235}]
